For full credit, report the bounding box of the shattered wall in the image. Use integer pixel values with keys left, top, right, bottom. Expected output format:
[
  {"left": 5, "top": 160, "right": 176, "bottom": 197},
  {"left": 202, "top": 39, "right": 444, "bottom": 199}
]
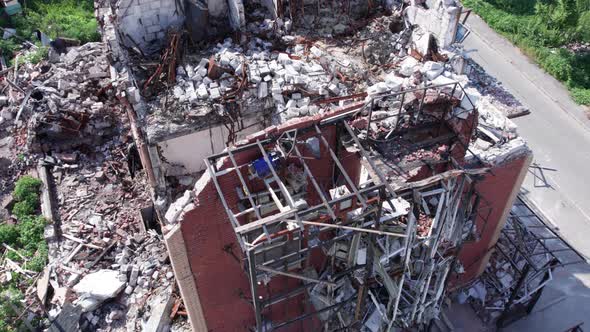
[
  {"left": 457, "top": 153, "right": 533, "bottom": 285},
  {"left": 115, "top": 0, "right": 185, "bottom": 53},
  {"left": 405, "top": 0, "right": 462, "bottom": 49},
  {"left": 169, "top": 117, "right": 345, "bottom": 331}
]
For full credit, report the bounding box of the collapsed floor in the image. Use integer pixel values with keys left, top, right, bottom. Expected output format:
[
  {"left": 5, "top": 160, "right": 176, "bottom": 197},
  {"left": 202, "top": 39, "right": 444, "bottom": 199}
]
[
  {"left": 0, "top": 43, "right": 190, "bottom": 330},
  {"left": 1, "top": 0, "right": 581, "bottom": 330},
  {"left": 93, "top": 0, "right": 544, "bottom": 329}
]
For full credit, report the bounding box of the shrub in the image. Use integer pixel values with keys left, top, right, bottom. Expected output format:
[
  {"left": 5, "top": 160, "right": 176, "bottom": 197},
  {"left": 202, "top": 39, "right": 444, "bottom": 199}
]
[
  {"left": 538, "top": 48, "right": 573, "bottom": 81},
  {"left": 1, "top": 176, "right": 47, "bottom": 330},
  {"left": 13, "top": 176, "right": 41, "bottom": 203},
  {"left": 26, "top": 242, "right": 48, "bottom": 272},
  {"left": 571, "top": 87, "right": 590, "bottom": 104},
  {"left": 12, "top": 176, "right": 42, "bottom": 220},
  {"left": 17, "top": 216, "right": 46, "bottom": 252},
  {"left": 25, "top": 0, "right": 100, "bottom": 44},
  {"left": 578, "top": 11, "right": 590, "bottom": 42},
  {"left": 0, "top": 287, "right": 24, "bottom": 332},
  {"left": 12, "top": 200, "right": 38, "bottom": 220},
  {"left": 16, "top": 46, "right": 49, "bottom": 65},
  {"left": 0, "top": 38, "right": 21, "bottom": 59},
  {"left": 0, "top": 225, "right": 19, "bottom": 247}
]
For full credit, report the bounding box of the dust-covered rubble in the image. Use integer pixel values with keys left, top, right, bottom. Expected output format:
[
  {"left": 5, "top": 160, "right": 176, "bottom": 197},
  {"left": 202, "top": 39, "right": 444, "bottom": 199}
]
[{"left": 0, "top": 41, "right": 185, "bottom": 331}]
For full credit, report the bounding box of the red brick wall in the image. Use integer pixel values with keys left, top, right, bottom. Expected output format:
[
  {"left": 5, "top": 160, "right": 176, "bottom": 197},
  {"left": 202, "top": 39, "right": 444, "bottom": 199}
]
[
  {"left": 176, "top": 106, "right": 488, "bottom": 329},
  {"left": 452, "top": 153, "right": 531, "bottom": 286},
  {"left": 177, "top": 122, "right": 363, "bottom": 331}
]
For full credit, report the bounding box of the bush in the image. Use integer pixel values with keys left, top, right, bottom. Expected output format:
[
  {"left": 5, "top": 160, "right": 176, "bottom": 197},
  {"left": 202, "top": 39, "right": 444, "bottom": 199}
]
[
  {"left": 25, "top": 242, "right": 48, "bottom": 272},
  {"left": 16, "top": 46, "right": 49, "bottom": 65},
  {"left": 571, "top": 87, "right": 590, "bottom": 104},
  {"left": 578, "top": 12, "right": 590, "bottom": 42},
  {"left": 1, "top": 177, "right": 47, "bottom": 330},
  {"left": 13, "top": 176, "right": 41, "bottom": 203},
  {"left": 0, "top": 287, "right": 24, "bottom": 332},
  {"left": 537, "top": 48, "right": 573, "bottom": 81},
  {"left": 17, "top": 216, "right": 46, "bottom": 252},
  {"left": 0, "top": 225, "right": 19, "bottom": 247},
  {"left": 0, "top": 38, "right": 21, "bottom": 59},
  {"left": 24, "top": 0, "right": 100, "bottom": 44},
  {"left": 12, "top": 176, "right": 42, "bottom": 220}
]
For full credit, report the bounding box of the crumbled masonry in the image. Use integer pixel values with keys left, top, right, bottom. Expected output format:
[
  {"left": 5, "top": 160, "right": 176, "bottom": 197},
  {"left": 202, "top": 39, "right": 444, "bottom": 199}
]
[
  {"left": 98, "top": 0, "right": 540, "bottom": 330},
  {"left": 0, "top": 0, "right": 581, "bottom": 331}
]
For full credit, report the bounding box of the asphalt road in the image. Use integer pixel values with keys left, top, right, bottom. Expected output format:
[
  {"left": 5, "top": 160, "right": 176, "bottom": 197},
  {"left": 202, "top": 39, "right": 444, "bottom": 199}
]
[
  {"left": 463, "top": 14, "right": 590, "bottom": 260},
  {"left": 462, "top": 14, "right": 590, "bottom": 331}
]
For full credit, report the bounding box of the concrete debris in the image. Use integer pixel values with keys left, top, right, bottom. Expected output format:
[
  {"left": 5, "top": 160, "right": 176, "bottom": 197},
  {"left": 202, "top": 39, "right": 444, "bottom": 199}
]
[
  {"left": 142, "top": 287, "right": 174, "bottom": 332},
  {"left": 0, "top": 39, "right": 180, "bottom": 330},
  {"left": 73, "top": 269, "right": 125, "bottom": 311},
  {"left": 0, "top": 0, "right": 541, "bottom": 330}
]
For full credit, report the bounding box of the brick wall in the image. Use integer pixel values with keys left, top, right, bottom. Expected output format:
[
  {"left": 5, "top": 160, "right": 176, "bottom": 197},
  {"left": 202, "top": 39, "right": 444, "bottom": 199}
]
[
  {"left": 177, "top": 123, "right": 353, "bottom": 330},
  {"left": 174, "top": 104, "right": 487, "bottom": 329},
  {"left": 452, "top": 153, "right": 532, "bottom": 286},
  {"left": 116, "top": 0, "right": 184, "bottom": 52}
]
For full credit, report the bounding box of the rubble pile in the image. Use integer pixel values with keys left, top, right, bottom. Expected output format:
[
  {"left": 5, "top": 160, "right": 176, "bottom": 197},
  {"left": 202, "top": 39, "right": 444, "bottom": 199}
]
[
  {"left": 350, "top": 13, "right": 407, "bottom": 67},
  {"left": 5, "top": 43, "right": 120, "bottom": 152},
  {"left": 146, "top": 35, "right": 355, "bottom": 125},
  {"left": 45, "top": 230, "right": 176, "bottom": 331},
  {"left": 285, "top": 0, "right": 371, "bottom": 37},
  {"left": 458, "top": 215, "right": 551, "bottom": 324},
  {"left": 38, "top": 148, "right": 181, "bottom": 331},
  {"left": 466, "top": 59, "right": 530, "bottom": 118},
  {"left": 0, "top": 41, "right": 185, "bottom": 331}
]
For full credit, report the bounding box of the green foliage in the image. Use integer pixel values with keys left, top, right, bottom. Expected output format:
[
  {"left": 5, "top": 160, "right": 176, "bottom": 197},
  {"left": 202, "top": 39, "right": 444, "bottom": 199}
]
[
  {"left": 12, "top": 176, "right": 41, "bottom": 220},
  {"left": 24, "top": 0, "right": 100, "bottom": 44},
  {"left": 537, "top": 48, "right": 573, "bottom": 81},
  {"left": 15, "top": 46, "right": 49, "bottom": 65},
  {"left": 0, "top": 286, "right": 23, "bottom": 332},
  {"left": 17, "top": 216, "right": 46, "bottom": 252},
  {"left": 13, "top": 176, "right": 41, "bottom": 203},
  {"left": 0, "top": 176, "right": 47, "bottom": 329},
  {"left": 578, "top": 12, "right": 590, "bottom": 42},
  {"left": 0, "top": 225, "right": 19, "bottom": 247},
  {"left": 463, "top": 0, "right": 590, "bottom": 105},
  {"left": 571, "top": 87, "right": 590, "bottom": 104},
  {"left": 25, "top": 241, "right": 48, "bottom": 272},
  {"left": 550, "top": 0, "right": 579, "bottom": 28},
  {"left": 0, "top": 38, "right": 20, "bottom": 59},
  {"left": 0, "top": 0, "right": 99, "bottom": 67}
]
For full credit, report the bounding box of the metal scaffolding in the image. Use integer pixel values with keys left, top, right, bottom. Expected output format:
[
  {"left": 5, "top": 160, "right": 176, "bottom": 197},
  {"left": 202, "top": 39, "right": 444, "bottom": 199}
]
[
  {"left": 206, "top": 83, "right": 490, "bottom": 331},
  {"left": 467, "top": 195, "right": 586, "bottom": 328}
]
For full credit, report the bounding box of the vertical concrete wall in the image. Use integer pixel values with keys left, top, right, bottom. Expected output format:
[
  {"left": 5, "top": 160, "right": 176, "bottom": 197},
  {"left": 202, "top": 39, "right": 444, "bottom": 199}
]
[
  {"left": 156, "top": 117, "right": 265, "bottom": 176},
  {"left": 164, "top": 224, "right": 208, "bottom": 331},
  {"left": 405, "top": 0, "right": 461, "bottom": 48},
  {"left": 454, "top": 153, "right": 532, "bottom": 286},
  {"left": 116, "top": 0, "right": 184, "bottom": 52}
]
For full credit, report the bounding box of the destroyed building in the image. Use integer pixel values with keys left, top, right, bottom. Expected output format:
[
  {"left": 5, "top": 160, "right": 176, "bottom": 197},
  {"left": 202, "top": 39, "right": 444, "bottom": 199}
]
[{"left": 93, "top": 0, "right": 536, "bottom": 330}]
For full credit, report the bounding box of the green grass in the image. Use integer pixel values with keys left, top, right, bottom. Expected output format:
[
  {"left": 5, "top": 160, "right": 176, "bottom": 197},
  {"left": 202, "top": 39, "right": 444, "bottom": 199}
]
[
  {"left": 462, "top": 0, "right": 590, "bottom": 105},
  {"left": 0, "top": 176, "right": 47, "bottom": 331},
  {"left": 0, "top": 0, "right": 99, "bottom": 64}
]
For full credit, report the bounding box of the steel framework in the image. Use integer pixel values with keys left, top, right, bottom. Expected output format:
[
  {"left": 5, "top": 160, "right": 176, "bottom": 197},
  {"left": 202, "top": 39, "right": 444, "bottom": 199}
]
[{"left": 206, "top": 83, "right": 491, "bottom": 331}]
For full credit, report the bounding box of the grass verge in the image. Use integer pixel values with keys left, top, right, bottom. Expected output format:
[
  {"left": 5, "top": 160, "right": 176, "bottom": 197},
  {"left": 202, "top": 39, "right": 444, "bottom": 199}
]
[{"left": 462, "top": 0, "right": 590, "bottom": 105}]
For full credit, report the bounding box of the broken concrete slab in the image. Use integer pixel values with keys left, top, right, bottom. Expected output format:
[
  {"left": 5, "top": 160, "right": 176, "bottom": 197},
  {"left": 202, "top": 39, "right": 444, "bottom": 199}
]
[
  {"left": 143, "top": 287, "right": 174, "bottom": 332},
  {"left": 72, "top": 269, "right": 125, "bottom": 312}
]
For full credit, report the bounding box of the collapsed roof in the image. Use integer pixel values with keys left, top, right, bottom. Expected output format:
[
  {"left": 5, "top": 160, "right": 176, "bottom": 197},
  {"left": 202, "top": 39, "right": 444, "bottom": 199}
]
[{"left": 95, "top": 0, "right": 534, "bottom": 330}]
